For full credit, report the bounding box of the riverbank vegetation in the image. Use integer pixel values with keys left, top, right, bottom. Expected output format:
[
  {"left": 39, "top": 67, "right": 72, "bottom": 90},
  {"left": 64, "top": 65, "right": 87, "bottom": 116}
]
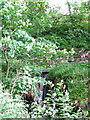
[{"left": 0, "top": 0, "right": 89, "bottom": 119}]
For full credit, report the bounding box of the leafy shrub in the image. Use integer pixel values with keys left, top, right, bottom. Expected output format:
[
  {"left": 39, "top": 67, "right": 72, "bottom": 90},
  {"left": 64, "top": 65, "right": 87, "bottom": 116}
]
[
  {"left": 1, "top": 65, "right": 46, "bottom": 98},
  {"left": 43, "top": 28, "right": 89, "bottom": 50},
  {"left": 1, "top": 34, "right": 75, "bottom": 67},
  {"left": 30, "top": 81, "right": 81, "bottom": 119},
  {"left": 0, "top": 83, "right": 29, "bottom": 118}
]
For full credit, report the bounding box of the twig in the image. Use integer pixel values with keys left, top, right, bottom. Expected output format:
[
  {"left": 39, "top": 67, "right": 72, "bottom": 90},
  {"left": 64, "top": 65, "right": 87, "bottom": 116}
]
[
  {"left": 2, "top": 44, "right": 10, "bottom": 77},
  {"left": 10, "top": 68, "right": 22, "bottom": 99}
]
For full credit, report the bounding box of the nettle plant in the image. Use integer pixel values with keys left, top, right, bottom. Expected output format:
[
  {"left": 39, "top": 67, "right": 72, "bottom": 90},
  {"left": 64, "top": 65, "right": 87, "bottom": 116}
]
[{"left": 30, "top": 81, "right": 76, "bottom": 119}]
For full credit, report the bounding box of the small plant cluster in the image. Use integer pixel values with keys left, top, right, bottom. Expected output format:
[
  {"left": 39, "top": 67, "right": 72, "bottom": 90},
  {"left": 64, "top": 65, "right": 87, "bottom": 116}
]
[
  {"left": 1, "top": 65, "right": 45, "bottom": 97},
  {"left": 30, "top": 81, "right": 77, "bottom": 119},
  {"left": 0, "top": 83, "right": 29, "bottom": 118}
]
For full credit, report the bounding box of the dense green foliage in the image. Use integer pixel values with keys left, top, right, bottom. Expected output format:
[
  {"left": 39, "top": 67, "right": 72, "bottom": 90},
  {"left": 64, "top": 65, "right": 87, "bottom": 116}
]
[
  {"left": 38, "top": 1, "right": 89, "bottom": 50},
  {"left": 0, "top": 83, "right": 29, "bottom": 118},
  {"left": 0, "top": 0, "right": 89, "bottom": 118},
  {"left": 47, "top": 62, "right": 88, "bottom": 101},
  {"left": 30, "top": 82, "right": 76, "bottom": 118}
]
